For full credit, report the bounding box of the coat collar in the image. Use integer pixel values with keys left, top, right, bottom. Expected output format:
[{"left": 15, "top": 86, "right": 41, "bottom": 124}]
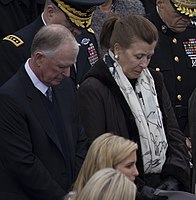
[
  {"left": 146, "top": 10, "right": 176, "bottom": 36},
  {"left": 84, "top": 59, "right": 134, "bottom": 118}
]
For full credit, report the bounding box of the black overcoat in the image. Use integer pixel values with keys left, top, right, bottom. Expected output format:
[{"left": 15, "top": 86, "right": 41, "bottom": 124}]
[{"left": 78, "top": 59, "right": 190, "bottom": 191}]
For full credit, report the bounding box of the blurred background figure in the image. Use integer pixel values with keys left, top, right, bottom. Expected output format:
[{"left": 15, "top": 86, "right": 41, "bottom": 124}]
[
  {"left": 146, "top": 0, "right": 196, "bottom": 136},
  {"left": 91, "top": 0, "right": 145, "bottom": 56},
  {"left": 74, "top": 168, "right": 137, "bottom": 200},
  {"left": 0, "top": 0, "right": 45, "bottom": 40}
]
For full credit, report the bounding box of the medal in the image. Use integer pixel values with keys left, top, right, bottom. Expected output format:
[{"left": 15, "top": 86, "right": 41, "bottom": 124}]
[{"left": 183, "top": 38, "right": 196, "bottom": 67}]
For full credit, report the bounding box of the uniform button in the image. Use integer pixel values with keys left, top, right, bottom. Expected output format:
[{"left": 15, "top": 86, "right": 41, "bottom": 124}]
[
  {"left": 172, "top": 38, "right": 177, "bottom": 44},
  {"left": 177, "top": 94, "right": 182, "bottom": 101},
  {"left": 174, "top": 56, "right": 180, "bottom": 62},
  {"left": 177, "top": 75, "right": 182, "bottom": 81},
  {"left": 155, "top": 68, "right": 160, "bottom": 72}
]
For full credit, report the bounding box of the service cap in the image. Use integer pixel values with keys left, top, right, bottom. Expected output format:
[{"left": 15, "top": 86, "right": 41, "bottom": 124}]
[{"left": 51, "top": 0, "right": 105, "bottom": 28}]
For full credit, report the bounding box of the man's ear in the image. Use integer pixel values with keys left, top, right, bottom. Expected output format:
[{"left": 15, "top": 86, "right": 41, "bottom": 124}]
[
  {"left": 43, "top": 4, "right": 56, "bottom": 24},
  {"left": 35, "top": 52, "right": 45, "bottom": 67},
  {"left": 156, "top": 0, "right": 164, "bottom": 10}
]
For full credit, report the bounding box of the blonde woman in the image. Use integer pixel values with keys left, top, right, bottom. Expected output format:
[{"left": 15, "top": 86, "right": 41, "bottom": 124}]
[
  {"left": 72, "top": 133, "right": 138, "bottom": 198},
  {"left": 75, "top": 168, "right": 136, "bottom": 200}
]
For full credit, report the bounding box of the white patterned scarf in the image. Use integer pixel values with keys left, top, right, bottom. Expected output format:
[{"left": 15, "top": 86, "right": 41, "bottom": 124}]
[{"left": 105, "top": 50, "right": 168, "bottom": 174}]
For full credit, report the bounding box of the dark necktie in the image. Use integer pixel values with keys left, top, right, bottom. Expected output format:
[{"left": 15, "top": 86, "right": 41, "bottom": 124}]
[{"left": 46, "top": 87, "right": 53, "bottom": 102}]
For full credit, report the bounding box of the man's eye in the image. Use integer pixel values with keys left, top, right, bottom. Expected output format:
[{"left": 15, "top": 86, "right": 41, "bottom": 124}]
[{"left": 147, "top": 56, "right": 152, "bottom": 60}]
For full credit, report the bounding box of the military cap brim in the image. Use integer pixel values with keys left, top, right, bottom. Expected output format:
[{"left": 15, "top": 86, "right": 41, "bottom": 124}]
[
  {"left": 170, "top": 0, "right": 196, "bottom": 17},
  {"left": 51, "top": 0, "right": 105, "bottom": 29}
]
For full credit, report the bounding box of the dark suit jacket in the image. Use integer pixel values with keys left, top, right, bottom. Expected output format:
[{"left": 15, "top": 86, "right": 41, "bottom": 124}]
[{"left": 0, "top": 66, "right": 87, "bottom": 200}]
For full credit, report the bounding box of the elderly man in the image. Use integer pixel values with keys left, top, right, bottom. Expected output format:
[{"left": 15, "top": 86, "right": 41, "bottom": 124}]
[
  {"left": 146, "top": 0, "right": 196, "bottom": 136},
  {"left": 0, "top": 24, "right": 86, "bottom": 200}
]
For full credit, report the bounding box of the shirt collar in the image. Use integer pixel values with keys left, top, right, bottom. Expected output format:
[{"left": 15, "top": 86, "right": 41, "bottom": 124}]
[{"left": 25, "top": 59, "right": 48, "bottom": 95}]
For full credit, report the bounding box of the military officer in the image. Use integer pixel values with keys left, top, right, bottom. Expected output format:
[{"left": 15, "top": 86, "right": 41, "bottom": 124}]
[
  {"left": 74, "top": 28, "right": 99, "bottom": 87},
  {"left": 0, "top": 0, "right": 103, "bottom": 87},
  {"left": 146, "top": 0, "right": 196, "bottom": 135}
]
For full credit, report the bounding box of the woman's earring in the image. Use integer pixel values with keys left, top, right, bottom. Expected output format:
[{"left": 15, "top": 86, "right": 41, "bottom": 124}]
[{"left": 114, "top": 54, "right": 119, "bottom": 60}]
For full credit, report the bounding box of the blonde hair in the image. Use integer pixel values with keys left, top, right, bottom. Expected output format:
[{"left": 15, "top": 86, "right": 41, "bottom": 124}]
[
  {"left": 73, "top": 133, "right": 138, "bottom": 194},
  {"left": 75, "top": 168, "right": 136, "bottom": 200}
]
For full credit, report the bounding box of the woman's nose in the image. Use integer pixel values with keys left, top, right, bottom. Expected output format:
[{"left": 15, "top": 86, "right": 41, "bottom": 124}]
[
  {"left": 140, "top": 58, "right": 150, "bottom": 69},
  {"left": 133, "top": 165, "right": 139, "bottom": 177}
]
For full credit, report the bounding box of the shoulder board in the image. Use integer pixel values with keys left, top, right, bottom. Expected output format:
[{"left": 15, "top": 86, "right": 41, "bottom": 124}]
[
  {"left": 3, "top": 35, "right": 24, "bottom": 47},
  {"left": 87, "top": 28, "right": 95, "bottom": 34}
]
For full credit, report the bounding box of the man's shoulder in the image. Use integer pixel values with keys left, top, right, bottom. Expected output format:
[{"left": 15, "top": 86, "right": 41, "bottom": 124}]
[{"left": 1, "top": 16, "right": 43, "bottom": 49}]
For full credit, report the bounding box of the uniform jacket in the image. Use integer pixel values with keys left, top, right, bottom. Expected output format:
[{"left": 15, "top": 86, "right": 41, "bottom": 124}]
[
  {"left": 0, "top": 0, "right": 44, "bottom": 39},
  {"left": 0, "top": 16, "right": 99, "bottom": 87},
  {"left": 73, "top": 28, "right": 99, "bottom": 86},
  {"left": 0, "top": 67, "right": 87, "bottom": 200},
  {"left": 78, "top": 59, "right": 190, "bottom": 191},
  {"left": 146, "top": 11, "right": 196, "bottom": 132},
  {"left": 0, "top": 16, "right": 43, "bottom": 86},
  {"left": 188, "top": 89, "right": 196, "bottom": 192}
]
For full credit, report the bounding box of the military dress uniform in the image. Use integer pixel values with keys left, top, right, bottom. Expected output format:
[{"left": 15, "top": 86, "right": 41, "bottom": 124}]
[
  {"left": 146, "top": 5, "right": 196, "bottom": 134},
  {"left": 0, "top": 0, "right": 103, "bottom": 87},
  {"left": 73, "top": 28, "right": 99, "bottom": 87},
  {"left": 0, "top": 16, "right": 44, "bottom": 86}
]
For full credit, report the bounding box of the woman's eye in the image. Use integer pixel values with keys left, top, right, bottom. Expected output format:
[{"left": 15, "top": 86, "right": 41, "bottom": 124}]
[{"left": 126, "top": 164, "right": 133, "bottom": 169}]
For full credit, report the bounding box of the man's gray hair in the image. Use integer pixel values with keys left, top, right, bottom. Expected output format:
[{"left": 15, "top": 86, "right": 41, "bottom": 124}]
[{"left": 31, "top": 24, "right": 78, "bottom": 57}]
